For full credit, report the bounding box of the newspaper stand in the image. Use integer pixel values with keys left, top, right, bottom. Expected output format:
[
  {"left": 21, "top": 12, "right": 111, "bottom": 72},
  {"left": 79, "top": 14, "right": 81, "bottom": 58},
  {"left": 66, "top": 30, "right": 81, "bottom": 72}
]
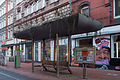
[
  {"left": 14, "top": 50, "right": 21, "bottom": 68},
  {"left": 75, "top": 47, "right": 96, "bottom": 79}
]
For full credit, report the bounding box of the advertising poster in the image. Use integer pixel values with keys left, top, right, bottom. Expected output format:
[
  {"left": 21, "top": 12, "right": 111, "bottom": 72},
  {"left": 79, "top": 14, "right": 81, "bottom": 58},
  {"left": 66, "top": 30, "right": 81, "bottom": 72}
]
[
  {"left": 93, "top": 35, "right": 111, "bottom": 69},
  {"left": 75, "top": 48, "right": 95, "bottom": 64}
]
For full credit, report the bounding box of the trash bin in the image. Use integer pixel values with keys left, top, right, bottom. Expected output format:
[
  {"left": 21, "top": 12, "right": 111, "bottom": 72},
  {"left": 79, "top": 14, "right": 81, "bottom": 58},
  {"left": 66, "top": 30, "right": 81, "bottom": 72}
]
[{"left": 14, "top": 50, "right": 21, "bottom": 68}]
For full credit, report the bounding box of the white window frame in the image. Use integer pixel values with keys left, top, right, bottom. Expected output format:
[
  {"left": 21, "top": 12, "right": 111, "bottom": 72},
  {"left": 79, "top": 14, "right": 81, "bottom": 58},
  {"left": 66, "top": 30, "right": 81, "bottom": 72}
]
[
  {"left": 10, "top": 0, "right": 13, "bottom": 10},
  {"left": 39, "top": 0, "right": 46, "bottom": 9},
  {"left": 81, "top": 6, "right": 89, "bottom": 16},
  {"left": 8, "top": 16, "right": 10, "bottom": 25},
  {"left": 18, "top": 12, "right": 21, "bottom": 19},
  {"left": 114, "top": 0, "right": 120, "bottom": 19},
  {"left": 11, "top": 14, "right": 13, "bottom": 24},
  {"left": 50, "top": 0, "right": 58, "bottom": 4},
  {"left": 31, "top": 4, "right": 34, "bottom": 13},
  {"left": 10, "top": 30, "right": 13, "bottom": 38},
  {"left": 36, "top": 1, "right": 39, "bottom": 11}
]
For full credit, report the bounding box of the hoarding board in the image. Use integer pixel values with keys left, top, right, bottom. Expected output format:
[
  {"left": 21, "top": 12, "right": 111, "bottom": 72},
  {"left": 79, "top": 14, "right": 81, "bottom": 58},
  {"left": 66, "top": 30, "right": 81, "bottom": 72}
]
[{"left": 75, "top": 47, "right": 96, "bottom": 64}]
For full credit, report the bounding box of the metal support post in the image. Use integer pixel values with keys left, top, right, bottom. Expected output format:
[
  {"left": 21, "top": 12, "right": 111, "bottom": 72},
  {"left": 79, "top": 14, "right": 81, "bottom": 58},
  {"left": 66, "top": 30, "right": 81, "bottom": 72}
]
[
  {"left": 83, "top": 63, "right": 87, "bottom": 79},
  {"left": 56, "top": 34, "right": 59, "bottom": 78},
  {"left": 32, "top": 39, "right": 34, "bottom": 72}
]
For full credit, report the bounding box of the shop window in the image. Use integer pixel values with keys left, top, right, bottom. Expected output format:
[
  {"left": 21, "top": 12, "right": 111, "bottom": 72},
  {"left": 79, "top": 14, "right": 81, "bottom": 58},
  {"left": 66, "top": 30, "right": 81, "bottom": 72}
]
[
  {"left": 72, "top": 38, "right": 92, "bottom": 66},
  {"left": 113, "top": 35, "right": 120, "bottom": 58},
  {"left": 59, "top": 38, "right": 68, "bottom": 62},
  {"left": 76, "top": 38, "right": 92, "bottom": 47},
  {"left": 45, "top": 40, "right": 51, "bottom": 61},
  {"left": 35, "top": 42, "right": 38, "bottom": 61},
  {"left": 114, "top": 0, "right": 120, "bottom": 18}
]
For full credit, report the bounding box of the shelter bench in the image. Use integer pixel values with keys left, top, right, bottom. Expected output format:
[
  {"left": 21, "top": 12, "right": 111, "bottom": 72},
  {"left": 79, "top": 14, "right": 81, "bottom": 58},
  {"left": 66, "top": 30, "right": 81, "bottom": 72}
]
[{"left": 42, "top": 61, "right": 72, "bottom": 74}]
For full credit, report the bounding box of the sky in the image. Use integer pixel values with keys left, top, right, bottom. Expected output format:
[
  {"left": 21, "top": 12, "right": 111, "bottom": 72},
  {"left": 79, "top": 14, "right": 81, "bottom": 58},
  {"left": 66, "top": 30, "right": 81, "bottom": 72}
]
[{"left": 0, "top": 0, "right": 5, "bottom": 5}]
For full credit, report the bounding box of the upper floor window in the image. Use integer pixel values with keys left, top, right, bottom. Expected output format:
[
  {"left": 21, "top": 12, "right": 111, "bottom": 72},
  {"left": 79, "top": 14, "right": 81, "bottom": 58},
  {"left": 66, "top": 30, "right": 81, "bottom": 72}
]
[
  {"left": 50, "top": 0, "right": 58, "bottom": 4},
  {"left": 25, "top": 7, "right": 29, "bottom": 16},
  {"left": 10, "top": 0, "right": 13, "bottom": 9},
  {"left": 80, "top": 6, "right": 90, "bottom": 17},
  {"left": 30, "top": 4, "right": 34, "bottom": 14},
  {"left": 114, "top": 0, "right": 120, "bottom": 18},
  {"left": 16, "top": 0, "right": 22, "bottom": 5},
  {"left": 78, "top": 1, "right": 90, "bottom": 17},
  {"left": 35, "top": 0, "right": 39, "bottom": 11},
  {"left": 8, "top": 2, "right": 10, "bottom": 11},
  {"left": 39, "top": 0, "right": 46, "bottom": 9}
]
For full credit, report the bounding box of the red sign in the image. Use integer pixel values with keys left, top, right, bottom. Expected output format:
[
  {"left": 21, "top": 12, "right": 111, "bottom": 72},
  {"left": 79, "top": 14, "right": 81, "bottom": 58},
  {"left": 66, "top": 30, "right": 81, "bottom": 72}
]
[
  {"left": 2, "top": 47, "right": 8, "bottom": 50},
  {"left": 2, "top": 41, "right": 6, "bottom": 44}
]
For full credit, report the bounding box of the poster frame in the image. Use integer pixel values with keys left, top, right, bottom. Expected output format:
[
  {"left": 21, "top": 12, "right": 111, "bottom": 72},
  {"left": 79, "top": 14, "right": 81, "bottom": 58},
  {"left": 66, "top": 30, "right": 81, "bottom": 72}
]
[{"left": 74, "top": 47, "right": 96, "bottom": 64}]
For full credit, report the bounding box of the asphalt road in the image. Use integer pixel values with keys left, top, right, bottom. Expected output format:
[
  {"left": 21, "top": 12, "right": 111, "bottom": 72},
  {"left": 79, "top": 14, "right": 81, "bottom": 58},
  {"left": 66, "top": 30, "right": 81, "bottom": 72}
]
[{"left": 0, "top": 68, "right": 40, "bottom": 80}]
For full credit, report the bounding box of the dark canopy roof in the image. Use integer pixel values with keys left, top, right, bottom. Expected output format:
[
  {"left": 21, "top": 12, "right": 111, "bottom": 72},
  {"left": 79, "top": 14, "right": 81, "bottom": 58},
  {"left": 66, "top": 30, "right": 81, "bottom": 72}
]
[{"left": 14, "top": 14, "right": 104, "bottom": 40}]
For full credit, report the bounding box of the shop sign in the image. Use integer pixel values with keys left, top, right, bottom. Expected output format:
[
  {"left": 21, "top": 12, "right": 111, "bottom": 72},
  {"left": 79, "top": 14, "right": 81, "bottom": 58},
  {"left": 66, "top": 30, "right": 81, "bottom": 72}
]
[
  {"left": 2, "top": 41, "right": 6, "bottom": 44},
  {"left": 75, "top": 47, "right": 96, "bottom": 64},
  {"left": 2, "top": 47, "right": 8, "bottom": 50}
]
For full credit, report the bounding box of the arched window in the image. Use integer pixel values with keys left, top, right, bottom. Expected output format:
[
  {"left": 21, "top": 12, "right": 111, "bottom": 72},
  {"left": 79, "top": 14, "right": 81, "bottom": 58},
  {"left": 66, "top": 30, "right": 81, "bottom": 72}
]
[{"left": 78, "top": 1, "right": 90, "bottom": 17}]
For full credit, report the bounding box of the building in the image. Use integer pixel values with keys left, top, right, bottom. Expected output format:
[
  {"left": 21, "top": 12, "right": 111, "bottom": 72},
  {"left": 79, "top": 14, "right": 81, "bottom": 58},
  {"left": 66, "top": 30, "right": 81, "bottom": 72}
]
[
  {"left": 0, "top": 0, "right": 15, "bottom": 57},
  {"left": 1, "top": 0, "right": 120, "bottom": 70},
  {"left": 13, "top": 0, "right": 71, "bottom": 62},
  {"left": 71, "top": 0, "right": 120, "bottom": 70}
]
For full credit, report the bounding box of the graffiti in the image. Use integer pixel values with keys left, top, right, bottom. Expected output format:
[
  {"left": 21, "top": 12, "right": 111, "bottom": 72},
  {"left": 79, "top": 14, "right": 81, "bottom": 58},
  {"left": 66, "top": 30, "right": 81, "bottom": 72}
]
[
  {"left": 97, "top": 41, "right": 109, "bottom": 48},
  {"left": 95, "top": 37, "right": 110, "bottom": 49},
  {"left": 93, "top": 36, "right": 111, "bottom": 67}
]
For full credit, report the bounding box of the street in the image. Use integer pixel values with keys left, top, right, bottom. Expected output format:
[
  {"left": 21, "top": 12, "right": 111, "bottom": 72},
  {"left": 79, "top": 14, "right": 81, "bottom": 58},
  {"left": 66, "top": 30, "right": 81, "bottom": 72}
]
[{"left": 0, "top": 68, "right": 40, "bottom": 80}]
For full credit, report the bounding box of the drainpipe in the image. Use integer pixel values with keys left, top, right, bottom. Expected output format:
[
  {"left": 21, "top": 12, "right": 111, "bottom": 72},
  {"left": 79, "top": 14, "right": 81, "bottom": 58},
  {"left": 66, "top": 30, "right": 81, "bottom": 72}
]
[
  {"left": 69, "top": 0, "right": 72, "bottom": 65},
  {"left": 69, "top": 0, "right": 72, "bottom": 15}
]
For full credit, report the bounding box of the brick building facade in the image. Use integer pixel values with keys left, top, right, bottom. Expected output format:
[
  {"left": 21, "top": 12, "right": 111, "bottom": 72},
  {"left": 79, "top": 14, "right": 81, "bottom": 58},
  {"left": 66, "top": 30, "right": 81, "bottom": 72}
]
[
  {"left": 72, "top": 0, "right": 110, "bottom": 25},
  {"left": 71, "top": 0, "right": 120, "bottom": 70}
]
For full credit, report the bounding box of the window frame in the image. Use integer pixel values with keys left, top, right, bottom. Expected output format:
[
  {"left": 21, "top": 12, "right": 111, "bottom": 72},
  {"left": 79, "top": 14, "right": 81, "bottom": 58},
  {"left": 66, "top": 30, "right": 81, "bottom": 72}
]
[
  {"left": 50, "top": 0, "right": 58, "bottom": 4},
  {"left": 113, "top": 0, "right": 120, "bottom": 19},
  {"left": 80, "top": 6, "right": 90, "bottom": 17}
]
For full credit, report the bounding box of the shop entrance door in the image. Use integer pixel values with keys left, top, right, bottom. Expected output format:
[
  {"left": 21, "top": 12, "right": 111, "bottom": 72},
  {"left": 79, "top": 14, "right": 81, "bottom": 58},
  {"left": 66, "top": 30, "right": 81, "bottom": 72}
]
[{"left": 26, "top": 45, "right": 32, "bottom": 60}]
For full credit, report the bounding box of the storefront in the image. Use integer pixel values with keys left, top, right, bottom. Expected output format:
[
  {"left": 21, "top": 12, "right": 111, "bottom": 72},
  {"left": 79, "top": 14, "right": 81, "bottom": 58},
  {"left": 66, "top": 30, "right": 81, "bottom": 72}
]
[
  {"left": 71, "top": 36, "right": 93, "bottom": 66},
  {"left": 71, "top": 24, "right": 120, "bottom": 70},
  {"left": 71, "top": 34, "right": 111, "bottom": 69}
]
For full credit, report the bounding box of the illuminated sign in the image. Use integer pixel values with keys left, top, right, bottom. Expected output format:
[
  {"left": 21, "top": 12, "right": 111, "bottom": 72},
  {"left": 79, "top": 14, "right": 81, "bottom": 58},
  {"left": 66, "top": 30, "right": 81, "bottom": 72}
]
[
  {"left": 2, "top": 41, "right": 6, "bottom": 44},
  {"left": 2, "top": 47, "right": 8, "bottom": 50}
]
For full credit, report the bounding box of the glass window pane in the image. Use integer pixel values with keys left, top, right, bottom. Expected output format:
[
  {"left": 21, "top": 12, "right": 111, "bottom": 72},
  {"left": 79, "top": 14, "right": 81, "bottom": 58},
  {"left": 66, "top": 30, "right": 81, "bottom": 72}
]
[
  {"left": 81, "top": 6, "right": 89, "bottom": 17},
  {"left": 114, "top": 43, "right": 117, "bottom": 57},
  {"left": 115, "top": 0, "right": 120, "bottom": 17},
  {"left": 118, "top": 42, "right": 120, "bottom": 57}
]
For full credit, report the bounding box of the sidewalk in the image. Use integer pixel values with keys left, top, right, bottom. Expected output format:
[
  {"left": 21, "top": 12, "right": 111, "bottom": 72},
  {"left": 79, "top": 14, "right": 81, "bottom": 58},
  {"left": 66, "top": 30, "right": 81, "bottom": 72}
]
[{"left": 0, "top": 62, "right": 120, "bottom": 80}]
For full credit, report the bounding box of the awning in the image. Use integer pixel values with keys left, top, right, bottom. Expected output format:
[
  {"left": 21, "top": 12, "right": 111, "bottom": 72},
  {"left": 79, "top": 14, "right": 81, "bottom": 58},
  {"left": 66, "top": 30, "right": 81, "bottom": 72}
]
[{"left": 14, "top": 14, "right": 104, "bottom": 40}]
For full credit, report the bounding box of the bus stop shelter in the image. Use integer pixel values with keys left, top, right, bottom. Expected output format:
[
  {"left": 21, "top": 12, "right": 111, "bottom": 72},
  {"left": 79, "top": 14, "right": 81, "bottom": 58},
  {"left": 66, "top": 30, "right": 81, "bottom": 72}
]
[{"left": 14, "top": 13, "right": 104, "bottom": 77}]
